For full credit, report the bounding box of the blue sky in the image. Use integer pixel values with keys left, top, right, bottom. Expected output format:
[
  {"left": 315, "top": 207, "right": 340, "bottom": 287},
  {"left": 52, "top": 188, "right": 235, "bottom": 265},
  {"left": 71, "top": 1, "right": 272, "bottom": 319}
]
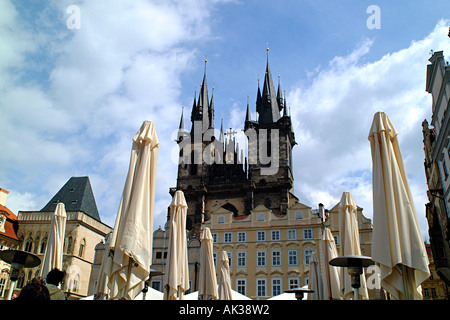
[{"left": 1, "top": 0, "right": 450, "bottom": 239}]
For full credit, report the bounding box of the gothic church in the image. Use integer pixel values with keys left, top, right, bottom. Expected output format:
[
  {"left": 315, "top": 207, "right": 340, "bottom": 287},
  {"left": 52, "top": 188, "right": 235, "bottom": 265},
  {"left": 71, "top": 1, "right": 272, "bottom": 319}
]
[{"left": 170, "top": 52, "right": 298, "bottom": 238}]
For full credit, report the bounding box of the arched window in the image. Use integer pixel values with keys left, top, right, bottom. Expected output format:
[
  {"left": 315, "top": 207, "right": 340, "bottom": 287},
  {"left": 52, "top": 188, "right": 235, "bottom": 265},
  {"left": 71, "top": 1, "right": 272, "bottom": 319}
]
[
  {"left": 66, "top": 236, "right": 73, "bottom": 254},
  {"left": 40, "top": 237, "right": 48, "bottom": 254},
  {"left": 24, "top": 238, "right": 33, "bottom": 253},
  {"left": 79, "top": 238, "right": 86, "bottom": 258}
]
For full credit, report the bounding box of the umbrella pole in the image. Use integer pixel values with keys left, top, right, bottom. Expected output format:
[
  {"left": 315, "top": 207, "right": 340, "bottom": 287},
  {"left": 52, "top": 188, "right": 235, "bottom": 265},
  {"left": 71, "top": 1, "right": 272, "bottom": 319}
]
[
  {"left": 402, "top": 265, "right": 412, "bottom": 300},
  {"left": 354, "top": 287, "right": 359, "bottom": 300}
]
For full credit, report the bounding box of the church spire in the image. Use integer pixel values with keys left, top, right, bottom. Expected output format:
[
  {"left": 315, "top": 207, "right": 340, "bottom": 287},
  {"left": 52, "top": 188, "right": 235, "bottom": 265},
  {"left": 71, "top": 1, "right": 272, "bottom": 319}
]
[
  {"left": 190, "top": 57, "right": 212, "bottom": 133},
  {"left": 197, "top": 58, "right": 210, "bottom": 132},
  {"left": 246, "top": 95, "right": 251, "bottom": 121},
  {"left": 209, "top": 85, "right": 215, "bottom": 129},
  {"left": 282, "top": 90, "right": 288, "bottom": 117},
  {"left": 258, "top": 46, "right": 281, "bottom": 124},
  {"left": 256, "top": 76, "right": 262, "bottom": 115},
  {"left": 179, "top": 105, "right": 185, "bottom": 130},
  {"left": 277, "top": 74, "right": 284, "bottom": 112},
  {"left": 219, "top": 115, "right": 224, "bottom": 142}
]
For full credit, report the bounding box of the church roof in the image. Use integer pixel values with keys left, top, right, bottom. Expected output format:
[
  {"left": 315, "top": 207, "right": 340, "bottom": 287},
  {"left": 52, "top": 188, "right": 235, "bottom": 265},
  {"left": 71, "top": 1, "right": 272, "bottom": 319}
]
[{"left": 41, "top": 176, "right": 101, "bottom": 221}]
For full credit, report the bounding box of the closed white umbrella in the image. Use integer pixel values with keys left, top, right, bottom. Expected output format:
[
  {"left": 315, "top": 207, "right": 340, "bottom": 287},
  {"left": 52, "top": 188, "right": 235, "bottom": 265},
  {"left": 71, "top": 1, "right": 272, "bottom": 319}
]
[
  {"left": 199, "top": 227, "right": 218, "bottom": 300},
  {"left": 163, "top": 190, "right": 189, "bottom": 300},
  {"left": 369, "top": 111, "right": 429, "bottom": 300},
  {"left": 307, "top": 252, "right": 323, "bottom": 300},
  {"left": 39, "top": 202, "right": 67, "bottom": 280},
  {"left": 338, "top": 191, "right": 369, "bottom": 300},
  {"left": 218, "top": 250, "right": 232, "bottom": 300},
  {"left": 321, "top": 228, "right": 342, "bottom": 300},
  {"left": 107, "top": 120, "right": 159, "bottom": 300}
]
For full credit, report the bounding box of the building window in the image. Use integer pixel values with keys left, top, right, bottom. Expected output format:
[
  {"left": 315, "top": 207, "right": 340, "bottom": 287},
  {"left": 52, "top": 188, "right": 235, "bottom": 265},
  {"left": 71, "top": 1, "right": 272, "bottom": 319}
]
[
  {"left": 272, "top": 278, "right": 282, "bottom": 296},
  {"left": 423, "top": 288, "right": 430, "bottom": 299},
  {"left": 431, "top": 288, "right": 437, "bottom": 298},
  {"left": 24, "top": 238, "right": 33, "bottom": 253},
  {"left": 223, "top": 233, "right": 232, "bottom": 243},
  {"left": 212, "top": 233, "right": 218, "bottom": 243},
  {"left": 287, "top": 229, "right": 297, "bottom": 240},
  {"left": 271, "top": 230, "right": 281, "bottom": 241},
  {"left": 79, "top": 238, "right": 86, "bottom": 257},
  {"left": 257, "top": 231, "right": 266, "bottom": 241},
  {"left": 218, "top": 215, "right": 225, "bottom": 224},
  {"left": 40, "top": 237, "right": 47, "bottom": 254},
  {"left": 334, "top": 236, "right": 339, "bottom": 246},
  {"left": 257, "top": 251, "right": 266, "bottom": 266},
  {"left": 151, "top": 280, "right": 161, "bottom": 291},
  {"left": 288, "top": 278, "right": 299, "bottom": 289},
  {"left": 303, "top": 228, "right": 313, "bottom": 240},
  {"left": 272, "top": 250, "right": 281, "bottom": 266},
  {"left": 227, "top": 252, "right": 232, "bottom": 268},
  {"left": 257, "top": 279, "right": 266, "bottom": 297},
  {"left": 66, "top": 236, "right": 73, "bottom": 254},
  {"left": 295, "top": 211, "right": 303, "bottom": 219},
  {"left": 237, "top": 279, "right": 246, "bottom": 296},
  {"left": 213, "top": 252, "right": 217, "bottom": 267},
  {"left": 304, "top": 249, "right": 314, "bottom": 266},
  {"left": 288, "top": 249, "right": 298, "bottom": 265},
  {"left": 237, "top": 232, "right": 247, "bottom": 242},
  {"left": 0, "top": 277, "right": 6, "bottom": 297},
  {"left": 237, "top": 251, "right": 247, "bottom": 267},
  {"left": 257, "top": 213, "right": 264, "bottom": 222}
]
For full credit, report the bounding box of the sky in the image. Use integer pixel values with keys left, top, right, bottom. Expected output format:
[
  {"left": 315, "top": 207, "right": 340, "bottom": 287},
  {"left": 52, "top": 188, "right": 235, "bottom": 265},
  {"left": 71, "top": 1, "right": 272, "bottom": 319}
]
[{"left": 1, "top": 0, "right": 450, "bottom": 240}]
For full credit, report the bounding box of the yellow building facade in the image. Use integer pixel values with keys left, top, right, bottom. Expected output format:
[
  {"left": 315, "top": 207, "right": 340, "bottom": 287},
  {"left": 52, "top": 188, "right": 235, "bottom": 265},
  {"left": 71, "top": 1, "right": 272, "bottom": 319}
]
[{"left": 202, "top": 199, "right": 373, "bottom": 299}]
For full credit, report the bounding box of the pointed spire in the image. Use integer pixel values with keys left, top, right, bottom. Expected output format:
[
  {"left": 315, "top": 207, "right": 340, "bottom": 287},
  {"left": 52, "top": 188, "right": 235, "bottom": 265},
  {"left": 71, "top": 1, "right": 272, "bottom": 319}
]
[
  {"left": 179, "top": 105, "right": 185, "bottom": 130},
  {"left": 283, "top": 90, "right": 288, "bottom": 117},
  {"left": 259, "top": 46, "right": 281, "bottom": 124},
  {"left": 246, "top": 95, "right": 251, "bottom": 121},
  {"left": 209, "top": 85, "right": 215, "bottom": 129},
  {"left": 190, "top": 89, "right": 198, "bottom": 122},
  {"left": 277, "top": 74, "right": 284, "bottom": 112},
  {"left": 256, "top": 76, "right": 262, "bottom": 115},
  {"left": 178, "top": 106, "right": 187, "bottom": 142},
  {"left": 197, "top": 57, "right": 210, "bottom": 132},
  {"left": 219, "top": 115, "right": 224, "bottom": 142}
]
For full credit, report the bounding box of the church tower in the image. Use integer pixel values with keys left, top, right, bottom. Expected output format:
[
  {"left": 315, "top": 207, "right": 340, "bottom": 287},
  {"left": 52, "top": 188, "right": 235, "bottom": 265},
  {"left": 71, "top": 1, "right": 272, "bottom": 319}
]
[
  {"left": 171, "top": 51, "right": 297, "bottom": 238},
  {"left": 245, "top": 47, "right": 296, "bottom": 217}
]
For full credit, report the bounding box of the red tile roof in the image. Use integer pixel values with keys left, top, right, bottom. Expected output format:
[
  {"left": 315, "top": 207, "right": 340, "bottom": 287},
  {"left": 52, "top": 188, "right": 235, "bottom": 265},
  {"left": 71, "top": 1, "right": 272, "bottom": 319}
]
[
  {"left": 0, "top": 204, "right": 19, "bottom": 241},
  {"left": 0, "top": 204, "right": 17, "bottom": 220}
]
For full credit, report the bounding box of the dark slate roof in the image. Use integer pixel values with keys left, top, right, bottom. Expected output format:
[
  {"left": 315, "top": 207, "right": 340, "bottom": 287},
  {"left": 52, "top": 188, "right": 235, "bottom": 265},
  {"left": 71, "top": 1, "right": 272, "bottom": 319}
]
[{"left": 41, "top": 176, "right": 101, "bottom": 221}]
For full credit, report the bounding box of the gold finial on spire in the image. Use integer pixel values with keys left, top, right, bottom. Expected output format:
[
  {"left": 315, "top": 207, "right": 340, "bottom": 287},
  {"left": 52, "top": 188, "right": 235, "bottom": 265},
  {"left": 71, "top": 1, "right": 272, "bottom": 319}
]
[{"left": 266, "top": 42, "right": 269, "bottom": 51}]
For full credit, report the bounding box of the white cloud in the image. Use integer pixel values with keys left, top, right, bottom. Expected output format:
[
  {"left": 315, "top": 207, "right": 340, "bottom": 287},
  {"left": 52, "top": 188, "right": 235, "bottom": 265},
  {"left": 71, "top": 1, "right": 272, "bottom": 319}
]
[
  {"left": 0, "top": 0, "right": 227, "bottom": 229},
  {"left": 288, "top": 19, "right": 450, "bottom": 237}
]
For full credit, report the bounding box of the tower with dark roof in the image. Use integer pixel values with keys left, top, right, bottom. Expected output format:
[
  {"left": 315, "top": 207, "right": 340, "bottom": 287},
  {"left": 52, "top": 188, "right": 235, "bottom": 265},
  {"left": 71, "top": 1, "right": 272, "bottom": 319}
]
[
  {"left": 41, "top": 176, "right": 101, "bottom": 221},
  {"left": 172, "top": 51, "right": 297, "bottom": 238}
]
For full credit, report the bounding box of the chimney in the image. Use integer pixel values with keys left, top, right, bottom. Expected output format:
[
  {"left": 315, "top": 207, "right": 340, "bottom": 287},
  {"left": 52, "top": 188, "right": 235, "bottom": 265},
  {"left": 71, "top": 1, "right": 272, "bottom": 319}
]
[{"left": 0, "top": 188, "right": 10, "bottom": 206}]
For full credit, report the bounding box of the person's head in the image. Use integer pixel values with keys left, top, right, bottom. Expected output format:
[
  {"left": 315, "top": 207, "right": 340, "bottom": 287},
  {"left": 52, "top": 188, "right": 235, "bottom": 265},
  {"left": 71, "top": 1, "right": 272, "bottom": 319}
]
[
  {"left": 46, "top": 268, "right": 65, "bottom": 286},
  {"left": 16, "top": 282, "right": 50, "bottom": 301}
]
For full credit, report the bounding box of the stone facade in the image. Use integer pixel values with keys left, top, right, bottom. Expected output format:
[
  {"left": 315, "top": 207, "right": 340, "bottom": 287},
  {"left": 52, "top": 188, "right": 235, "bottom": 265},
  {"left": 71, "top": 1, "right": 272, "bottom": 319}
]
[
  {"left": 200, "top": 200, "right": 373, "bottom": 299},
  {"left": 15, "top": 210, "right": 111, "bottom": 298},
  {"left": 423, "top": 50, "right": 450, "bottom": 296}
]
